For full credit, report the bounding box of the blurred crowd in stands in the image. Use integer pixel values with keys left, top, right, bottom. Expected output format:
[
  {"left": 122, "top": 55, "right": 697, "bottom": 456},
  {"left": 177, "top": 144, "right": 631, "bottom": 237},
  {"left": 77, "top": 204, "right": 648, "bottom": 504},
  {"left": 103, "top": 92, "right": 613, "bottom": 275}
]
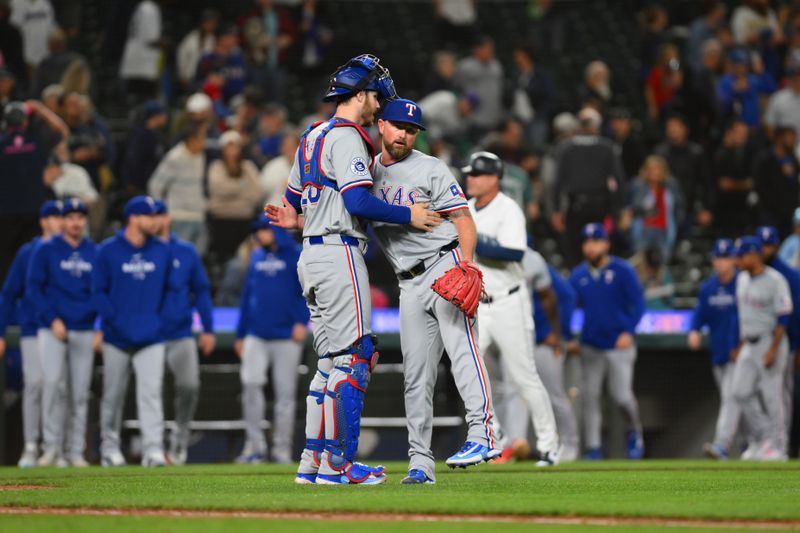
[{"left": 2, "top": 0, "right": 800, "bottom": 309}]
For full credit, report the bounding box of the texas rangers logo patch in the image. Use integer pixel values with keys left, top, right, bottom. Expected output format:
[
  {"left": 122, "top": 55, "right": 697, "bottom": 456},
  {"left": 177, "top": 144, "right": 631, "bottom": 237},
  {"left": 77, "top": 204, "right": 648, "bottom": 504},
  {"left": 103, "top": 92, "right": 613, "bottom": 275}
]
[{"left": 351, "top": 157, "right": 369, "bottom": 176}]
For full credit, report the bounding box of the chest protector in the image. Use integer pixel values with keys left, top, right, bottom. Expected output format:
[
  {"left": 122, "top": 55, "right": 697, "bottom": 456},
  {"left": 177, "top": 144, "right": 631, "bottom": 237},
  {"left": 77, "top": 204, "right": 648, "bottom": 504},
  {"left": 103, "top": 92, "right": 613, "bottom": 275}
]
[{"left": 299, "top": 118, "right": 375, "bottom": 192}]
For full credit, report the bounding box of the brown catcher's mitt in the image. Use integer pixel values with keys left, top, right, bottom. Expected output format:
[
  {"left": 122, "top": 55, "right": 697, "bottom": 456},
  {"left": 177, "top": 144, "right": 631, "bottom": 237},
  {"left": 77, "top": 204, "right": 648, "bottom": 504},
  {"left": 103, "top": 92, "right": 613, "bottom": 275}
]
[{"left": 431, "top": 262, "right": 485, "bottom": 318}]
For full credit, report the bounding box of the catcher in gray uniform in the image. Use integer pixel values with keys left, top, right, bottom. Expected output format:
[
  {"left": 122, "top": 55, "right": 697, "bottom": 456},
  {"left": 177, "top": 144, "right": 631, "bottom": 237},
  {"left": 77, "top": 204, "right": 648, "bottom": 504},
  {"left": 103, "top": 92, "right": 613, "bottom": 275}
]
[
  {"left": 267, "top": 55, "right": 440, "bottom": 485},
  {"left": 371, "top": 98, "right": 499, "bottom": 485}
]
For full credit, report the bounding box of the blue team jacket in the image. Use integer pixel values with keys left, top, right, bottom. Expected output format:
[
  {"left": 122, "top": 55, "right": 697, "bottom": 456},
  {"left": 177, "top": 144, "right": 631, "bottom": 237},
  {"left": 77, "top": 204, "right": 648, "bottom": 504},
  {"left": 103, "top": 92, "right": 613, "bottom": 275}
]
[
  {"left": 92, "top": 231, "right": 173, "bottom": 349},
  {"left": 160, "top": 234, "right": 213, "bottom": 341},
  {"left": 570, "top": 257, "right": 646, "bottom": 350},
  {"left": 27, "top": 235, "right": 97, "bottom": 331},
  {"left": 690, "top": 273, "right": 738, "bottom": 366},
  {"left": 767, "top": 256, "right": 800, "bottom": 351},
  {"left": 0, "top": 238, "right": 40, "bottom": 337},
  {"left": 533, "top": 266, "right": 576, "bottom": 345},
  {"left": 236, "top": 229, "right": 309, "bottom": 341}
]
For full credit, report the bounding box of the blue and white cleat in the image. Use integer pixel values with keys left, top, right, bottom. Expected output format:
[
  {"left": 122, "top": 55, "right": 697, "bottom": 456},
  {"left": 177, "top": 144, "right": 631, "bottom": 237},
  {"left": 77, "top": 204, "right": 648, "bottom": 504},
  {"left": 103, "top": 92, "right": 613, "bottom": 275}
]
[
  {"left": 295, "top": 472, "right": 318, "bottom": 485},
  {"left": 626, "top": 431, "right": 644, "bottom": 460},
  {"left": 316, "top": 462, "right": 387, "bottom": 485},
  {"left": 703, "top": 442, "right": 728, "bottom": 460},
  {"left": 582, "top": 448, "right": 602, "bottom": 461},
  {"left": 401, "top": 469, "right": 435, "bottom": 485},
  {"left": 445, "top": 441, "right": 502, "bottom": 468}
]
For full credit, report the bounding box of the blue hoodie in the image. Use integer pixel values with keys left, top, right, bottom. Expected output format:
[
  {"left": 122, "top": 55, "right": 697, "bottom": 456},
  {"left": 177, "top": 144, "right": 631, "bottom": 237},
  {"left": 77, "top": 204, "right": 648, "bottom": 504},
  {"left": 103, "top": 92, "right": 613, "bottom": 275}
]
[
  {"left": 236, "top": 227, "right": 309, "bottom": 341},
  {"left": 92, "top": 230, "right": 174, "bottom": 349},
  {"left": 161, "top": 234, "right": 213, "bottom": 341},
  {"left": 0, "top": 238, "right": 40, "bottom": 337},
  {"left": 534, "top": 265, "right": 576, "bottom": 345},
  {"left": 690, "top": 273, "right": 738, "bottom": 366},
  {"left": 570, "top": 256, "right": 646, "bottom": 350},
  {"left": 27, "top": 235, "right": 97, "bottom": 331}
]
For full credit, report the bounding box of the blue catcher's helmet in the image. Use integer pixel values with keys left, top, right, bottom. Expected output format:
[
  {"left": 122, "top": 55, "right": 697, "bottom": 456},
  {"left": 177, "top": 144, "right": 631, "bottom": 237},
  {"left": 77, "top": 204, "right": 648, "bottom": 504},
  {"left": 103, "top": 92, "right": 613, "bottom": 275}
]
[{"left": 323, "top": 54, "right": 397, "bottom": 103}]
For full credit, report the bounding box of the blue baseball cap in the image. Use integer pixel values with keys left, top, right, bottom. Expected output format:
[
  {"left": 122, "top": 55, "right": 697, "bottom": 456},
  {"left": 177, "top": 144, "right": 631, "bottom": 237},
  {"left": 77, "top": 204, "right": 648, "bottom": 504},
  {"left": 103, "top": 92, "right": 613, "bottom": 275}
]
[
  {"left": 381, "top": 98, "right": 425, "bottom": 130},
  {"left": 124, "top": 195, "right": 157, "bottom": 219},
  {"left": 735, "top": 236, "right": 762, "bottom": 256},
  {"left": 153, "top": 199, "right": 168, "bottom": 215},
  {"left": 729, "top": 48, "right": 749, "bottom": 65},
  {"left": 712, "top": 238, "right": 735, "bottom": 258},
  {"left": 39, "top": 200, "right": 63, "bottom": 218},
  {"left": 755, "top": 226, "right": 780, "bottom": 246},
  {"left": 251, "top": 213, "right": 272, "bottom": 232},
  {"left": 581, "top": 223, "right": 609, "bottom": 241},
  {"left": 61, "top": 198, "right": 88, "bottom": 216}
]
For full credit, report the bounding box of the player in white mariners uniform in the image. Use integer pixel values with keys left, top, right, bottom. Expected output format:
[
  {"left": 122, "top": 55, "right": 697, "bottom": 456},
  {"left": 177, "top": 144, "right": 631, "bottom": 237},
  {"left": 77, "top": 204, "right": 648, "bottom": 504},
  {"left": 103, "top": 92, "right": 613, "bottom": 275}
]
[
  {"left": 370, "top": 99, "right": 500, "bottom": 484},
  {"left": 465, "top": 151, "right": 560, "bottom": 466},
  {"left": 731, "top": 236, "right": 792, "bottom": 460},
  {"left": 266, "top": 55, "right": 440, "bottom": 485}
]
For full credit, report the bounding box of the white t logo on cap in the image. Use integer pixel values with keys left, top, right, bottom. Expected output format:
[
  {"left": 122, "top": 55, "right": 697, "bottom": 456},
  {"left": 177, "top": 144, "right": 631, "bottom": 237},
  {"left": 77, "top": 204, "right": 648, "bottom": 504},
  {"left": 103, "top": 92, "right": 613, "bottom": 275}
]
[{"left": 405, "top": 103, "right": 417, "bottom": 117}]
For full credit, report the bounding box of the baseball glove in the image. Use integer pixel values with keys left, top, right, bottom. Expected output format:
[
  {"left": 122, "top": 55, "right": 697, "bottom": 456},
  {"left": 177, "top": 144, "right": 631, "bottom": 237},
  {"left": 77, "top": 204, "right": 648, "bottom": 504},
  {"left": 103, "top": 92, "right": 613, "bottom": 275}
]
[{"left": 431, "top": 262, "right": 485, "bottom": 318}]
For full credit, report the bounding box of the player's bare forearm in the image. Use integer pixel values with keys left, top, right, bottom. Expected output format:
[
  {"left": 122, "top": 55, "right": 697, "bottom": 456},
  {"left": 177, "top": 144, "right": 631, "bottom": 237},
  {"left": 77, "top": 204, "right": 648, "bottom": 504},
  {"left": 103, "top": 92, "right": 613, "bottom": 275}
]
[
  {"left": 539, "top": 287, "right": 561, "bottom": 339},
  {"left": 770, "top": 324, "right": 786, "bottom": 352},
  {"left": 451, "top": 208, "right": 476, "bottom": 263}
]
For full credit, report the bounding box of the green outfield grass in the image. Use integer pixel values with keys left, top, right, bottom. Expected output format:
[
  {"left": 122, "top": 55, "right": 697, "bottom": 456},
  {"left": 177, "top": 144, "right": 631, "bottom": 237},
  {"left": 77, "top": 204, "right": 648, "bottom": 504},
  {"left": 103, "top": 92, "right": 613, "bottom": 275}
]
[{"left": 0, "top": 460, "right": 798, "bottom": 531}]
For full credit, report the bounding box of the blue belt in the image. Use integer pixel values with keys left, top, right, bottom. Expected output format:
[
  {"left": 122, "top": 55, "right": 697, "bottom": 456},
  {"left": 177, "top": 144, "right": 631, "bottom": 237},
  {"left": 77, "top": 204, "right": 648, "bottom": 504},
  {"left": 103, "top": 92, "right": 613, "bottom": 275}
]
[{"left": 308, "top": 235, "right": 360, "bottom": 247}]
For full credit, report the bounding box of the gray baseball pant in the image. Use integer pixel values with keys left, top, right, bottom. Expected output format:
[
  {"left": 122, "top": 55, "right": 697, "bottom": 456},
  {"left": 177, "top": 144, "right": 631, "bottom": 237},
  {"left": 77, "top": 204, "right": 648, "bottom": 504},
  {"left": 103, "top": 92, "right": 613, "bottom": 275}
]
[
  {"left": 39, "top": 328, "right": 94, "bottom": 457},
  {"left": 731, "top": 337, "right": 789, "bottom": 451},
  {"left": 400, "top": 251, "right": 497, "bottom": 480},
  {"left": 20, "top": 336, "right": 44, "bottom": 446},
  {"left": 710, "top": 362, "right": 747, "bottom": 450},
  {"left": 581, "top": 345, "right": 643, "bottom": 450},
  {"left": 295, "top": 242, "right": 372, "bottom": 476},
  {"left": 165, "top": 337, "right": 200, "bottom": 453},
  {"left": 240, "top": 335, "right": 303, "bottom": 462},
  {"left": 100, "top": 343, "right": 166, "bottom": 457}
]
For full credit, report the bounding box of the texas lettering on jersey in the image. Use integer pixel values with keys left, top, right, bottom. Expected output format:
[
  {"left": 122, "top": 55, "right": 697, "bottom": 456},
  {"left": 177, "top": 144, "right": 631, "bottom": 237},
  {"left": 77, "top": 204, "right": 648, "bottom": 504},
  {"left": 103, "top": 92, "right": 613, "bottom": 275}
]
[{"left": 377, "top": 185, "right": 421, "bottom": 206}]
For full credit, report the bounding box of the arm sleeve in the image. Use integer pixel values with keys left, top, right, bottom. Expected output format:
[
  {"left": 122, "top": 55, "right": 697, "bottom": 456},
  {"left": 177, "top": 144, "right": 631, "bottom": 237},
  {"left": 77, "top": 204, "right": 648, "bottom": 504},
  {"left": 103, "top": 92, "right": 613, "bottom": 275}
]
[
  {"left": 91, "top": 248, "right": 115, "bottom": 320},
  {"left": 235, "top": 261, "right": 252, "bottom": 340},
  {"left": 190, "top": 251, "right": 214, "bottom": 333},
  {"left": 622, "top": 265, "right": 646, "bottom": 333},
  {"left": 689, "top": 287, "right": 708, "bottom": 331},
  {"left": 569, "top": 270, "right": 583, "bottom": 309},
  {"left": 475, "top": 234, "right": 525, "bottom": 262},
  {"left": 26, "top": 245, "right": 57, "bottom": 326},
  {"left": 560, "top": 281, "right": 577, "bottom": 341},
  {"left": 342, "top": 185, "right": 411, "bottom": 224},
  {"left": 429, "top": 162, "right": 469, "bottom": 214}
]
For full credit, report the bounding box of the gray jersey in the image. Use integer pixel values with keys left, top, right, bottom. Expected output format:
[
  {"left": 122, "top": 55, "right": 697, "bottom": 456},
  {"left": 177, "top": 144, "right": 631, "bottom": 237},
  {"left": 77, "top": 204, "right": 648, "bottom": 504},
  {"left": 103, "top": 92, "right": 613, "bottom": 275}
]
[
  {"left": 522, "top": 249, "right": 551, "bottom": 294},
  {"left": 736, "top": 266, "right": 793, "bottom": 338},
  {"left": 370, "top": 150, "right": 468, "bottom": 273},
  {"left": 287, "top": 124, "right": 375, "bottom": 241}
]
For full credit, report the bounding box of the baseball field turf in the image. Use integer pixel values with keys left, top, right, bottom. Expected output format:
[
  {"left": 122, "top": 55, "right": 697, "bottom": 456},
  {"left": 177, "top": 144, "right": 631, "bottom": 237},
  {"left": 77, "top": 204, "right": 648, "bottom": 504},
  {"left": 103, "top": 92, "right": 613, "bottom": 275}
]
[{"left": 0, "top": 460, "right": 798, "bottom": 531}]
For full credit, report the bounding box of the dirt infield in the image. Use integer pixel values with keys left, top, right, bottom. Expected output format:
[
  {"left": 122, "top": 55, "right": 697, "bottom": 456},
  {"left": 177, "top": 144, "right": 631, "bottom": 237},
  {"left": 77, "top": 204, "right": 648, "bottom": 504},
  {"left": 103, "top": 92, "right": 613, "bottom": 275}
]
[{"left": 1, "top": 506, "right": 800, "bottom": 530}]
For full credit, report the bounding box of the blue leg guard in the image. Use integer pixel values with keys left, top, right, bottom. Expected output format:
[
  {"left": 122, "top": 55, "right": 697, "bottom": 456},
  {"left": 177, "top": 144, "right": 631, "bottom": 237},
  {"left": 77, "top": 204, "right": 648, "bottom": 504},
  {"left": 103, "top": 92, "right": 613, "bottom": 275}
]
[{"left": 327, "top": 335, "right": 379, "bottom": 464}]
